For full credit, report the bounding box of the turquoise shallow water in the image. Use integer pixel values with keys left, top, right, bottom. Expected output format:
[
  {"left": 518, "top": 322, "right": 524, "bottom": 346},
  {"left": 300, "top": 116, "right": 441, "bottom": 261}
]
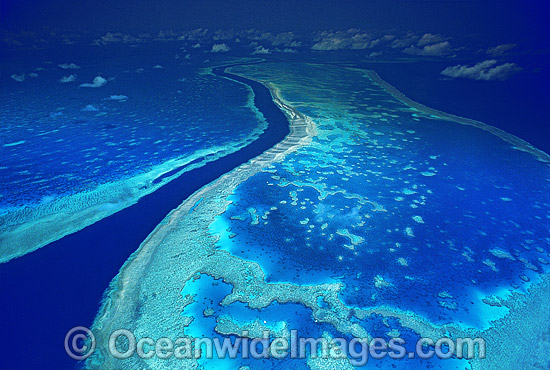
[
  {"left": 0, "top": 48, "right": 269, "bottom": 262},
  {"left": 2, "top": 52, "right": 549, "bottom": 369},
  {"left": 199, "top": 63, "right": 550, "bottom": 368},
  {"left": 82, "top": 61, "right": 550, "bottom": 370},
  {"left": 0, "top": 58, "right": 290, "bottom": 369},
  {"left": 0, "top": 52, "right": 261, "bottom": 211},
  {"left": 220, "top": 63, "right": 550, "bottom": 322}
]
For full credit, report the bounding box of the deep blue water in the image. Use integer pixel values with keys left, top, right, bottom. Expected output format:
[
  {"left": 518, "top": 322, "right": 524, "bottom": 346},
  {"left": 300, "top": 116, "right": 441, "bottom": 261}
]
[
  {"left": 0, "top": 66, "right": 290, "bottom": 369},
  {"left": 359, "top": 57, "right": 550, "bottom": 155},
  {"left": 0, "top": 45, "right": 261, "bottom": 212},
  {"left": 1, "top": 53, "right": 548, "bottom": 370},
  {"left": 215, "top": 62, "right": 550, "bottom": 344}
]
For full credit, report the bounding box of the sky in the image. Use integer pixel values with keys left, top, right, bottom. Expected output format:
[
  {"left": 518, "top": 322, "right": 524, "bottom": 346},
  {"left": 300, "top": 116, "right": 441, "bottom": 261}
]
[
  {"left": 1, "top": 0, "right": 548, "bottom": 59},
  {"left": 1, "top": 1, "right": 549, "bottom": 94},
  {"left": 1, "top": 0, "right": 548, "bottom": 44}
]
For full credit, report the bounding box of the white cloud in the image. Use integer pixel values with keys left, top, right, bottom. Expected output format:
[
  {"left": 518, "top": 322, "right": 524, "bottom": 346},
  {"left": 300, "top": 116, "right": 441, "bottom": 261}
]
[
  {"left": 107, "top": 95, "right": 128, "bottom": 101},
  {"left": 10, "top": 74, "right": 25, "bottom": 82},
  {"left": 441, "top": 60, "right": 521, "bottom": 81},
  {"left": 367, "top": 51, "right": 383, "bottom": 58},
  {"left": 211, "top": 43, "right": 230, "bottom": 52},
  {"left": 417, "top": 33, "right": 445, "bottom": 47},
  {"left": 242, "top": 29, "right": 269, "bottom": 42},
  {"left": 252, "top": 45, "right": 270, "bottom": 55},
  {"left": 311, "top": 38, "right": 343, "bottom": 51},
  {"left": 404, "top": 41, "right": 452, "bottom": 56},
  {"left": 79, "top": 76, "right": 107, "bottom": 88},
  {"left": 312, "top": 31, "right": 371, "bottom": 51},
  {"left": 59, "top": 75, "right": 76, "bottom": 83},
  {"left": 367, "top": 34, "right": 394, "bottom": 49},
  {"left": 180, "top": 28, "right": 208, "bottom": 41},
  {"left": 487, "top": 43, "right": 517, "bottom": 57},
  {"left": 390, "top": 33, "right": 417, "bottom": 49},
  {"left": 82, "top": 104, "right": 99, "bottom": 112},
  {"left": 58, "top": 63, "right": 80, "bottom": 69},
  {"left": 152, "top": 64, "right": 163, "bottom": 69},
  {"left": 277, "top": 48, "right": 297, "bottom": 53},
  {"left": 213, "top": 29, "right": 235, "bottom": 41},
  {"left": 270, "top": 32, "right": 301, "bottom": 47},
  {"left": 92, "top": 32, "right": 149, "bottom": 45}
]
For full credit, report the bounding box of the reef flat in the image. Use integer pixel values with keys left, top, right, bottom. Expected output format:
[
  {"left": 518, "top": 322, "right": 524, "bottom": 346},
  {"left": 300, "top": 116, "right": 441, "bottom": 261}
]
[
  {"left": 0, "top": 58, "right": 269, "bottom": 263},
  {"left": 89, "top": 62, "right": 550, "bottom": 369},
  {"left": 0, "top": 146, "right": 244, "bottom": 263},
  {"left": 88, "top": 69, "right": 315, "bottom": 368}
]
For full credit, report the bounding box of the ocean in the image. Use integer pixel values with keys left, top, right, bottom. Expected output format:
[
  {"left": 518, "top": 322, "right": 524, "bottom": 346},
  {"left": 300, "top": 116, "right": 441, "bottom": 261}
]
[{"left": 1, "top": 45, "right": 548, "bottom": 369}]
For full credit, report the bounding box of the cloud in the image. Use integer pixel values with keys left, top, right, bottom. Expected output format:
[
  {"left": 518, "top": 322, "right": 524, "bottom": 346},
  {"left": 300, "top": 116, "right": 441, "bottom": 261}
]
[
  {"left": 367, "top": 34, "right": 394, "bottom": 49},
  {"left": 277, "top": 48, "right": 297, "bottom": 53},
  {"left": 367, "top": 51, "right": 383, "bottom": 58},
  {"left": 417, "top": 33, "right": 445, "bottom": 47},
  {"left": 390, "top": 33, "right": 418, "bottom": 49},
  {"left": 403, "top": 41, "right": 452, "bottom": 56},
  {"left": 311, "top": 38, "right": 344, "bottom": 51},
  {"left": 0, "top": 30, "right": 52, "bottom": 49},
  {"left": 92, "top": 32, "right": 149, "bottom": 45},
  {"left": 487, "top": 43, "right": 517, "bottom": 56},
  {"left": 273, "top": 32, "right": 300, "bottom": 46},
  {"left": 58, "top": 63, "right": 80, "bottom": 69},
  {"left": 252, "top": 45, "right": 270, "bottom": 55},
  {"left": 10, "top": 74, "right": 25, "bottom": 82},
  {"left": 211, "top": 43, "right": 230, "bottom": 52},
  {"left": 179, "top": 28, "right": 209, "bottom": 41},
  {"left": 255, "top": 31, "right": 301, "bottom": 48},
  {"left": 213, "top": 29, "right": 235, "bottom": 41},
  {"left": 107, "top": 95, "right": 128, "bottom": 101},
  {"left": 312, "top": 31, "right": 371, "bottom": 50},
  {"left": 82, "top": 104, "right": 99, "bottom": 112},
  {"left": 441, "top": 60, "right": 521, "bottom": 81},
  {"left": 79, "top": 76, "right": 107, "bottom": 88},
  {"left": 59, "top": 75, "right": 76, "bottom": 83},
  {"left": 152, "top": 64, "right": 163, "bottom": 69}
]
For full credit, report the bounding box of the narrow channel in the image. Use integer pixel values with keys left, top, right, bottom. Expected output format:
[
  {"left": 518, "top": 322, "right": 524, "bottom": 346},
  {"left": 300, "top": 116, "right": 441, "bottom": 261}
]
[{"left": 0, "top": 65, "right": 290, "bottom": 369}]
